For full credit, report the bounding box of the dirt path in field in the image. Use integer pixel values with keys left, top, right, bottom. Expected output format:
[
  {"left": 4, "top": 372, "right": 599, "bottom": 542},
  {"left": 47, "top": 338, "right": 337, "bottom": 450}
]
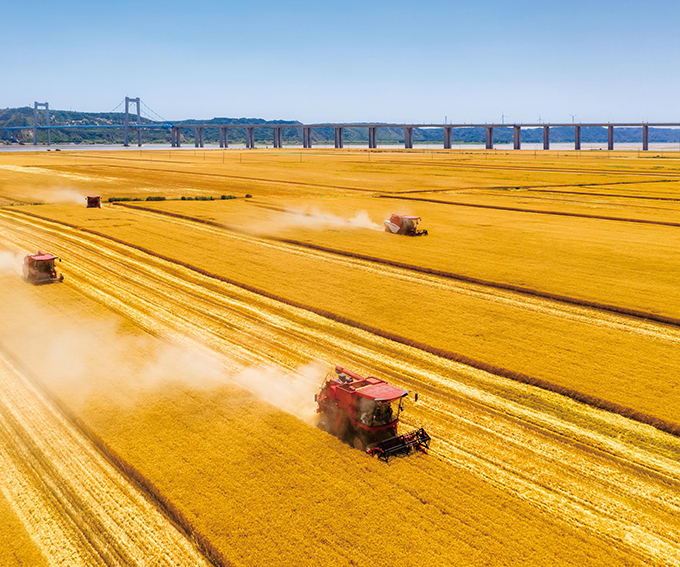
[
  {"left": 2, "top": 209, "right": 680, "bottom": 565},
  {"left": 0, "top": 349, "right": 213, "bottom": 567}
]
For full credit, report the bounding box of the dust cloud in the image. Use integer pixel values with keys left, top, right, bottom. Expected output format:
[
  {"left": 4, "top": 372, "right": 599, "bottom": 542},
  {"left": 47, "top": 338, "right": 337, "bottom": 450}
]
[
  {"left": 1, "top": 278, "right": 325, "bottom": 422},
  {"left": 274, "top": 207, "right": 381, "bottom": 231},
  {"left": 0, "top": 250, "right": 25, "bottom": 276},
  {"left": 46, "top": 187, "right": 87, "bottom": 204},
  {"left": 234, "top": 362, "right": 326, "bottom": 422}
]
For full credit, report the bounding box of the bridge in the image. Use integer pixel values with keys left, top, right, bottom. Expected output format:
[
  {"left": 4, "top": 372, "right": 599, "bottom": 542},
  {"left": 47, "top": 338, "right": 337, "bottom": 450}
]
[{"left": 4, "top": 97, "right": 677, "bottom": 151}]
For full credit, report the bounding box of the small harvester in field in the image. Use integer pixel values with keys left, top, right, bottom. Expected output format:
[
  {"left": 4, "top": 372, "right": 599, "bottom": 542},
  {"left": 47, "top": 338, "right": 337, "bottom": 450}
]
[
  {"left": 23, "top": 252, "right": 64, "bottom": 285},
  {"left": 86, "top": 196, "right": 101, "bottom": 208},
  {"left": 384, "top": 214, "right": 428, "bottom": 236},
  {"left": 316, "top": 366, "right": 430, "bottom": 462}
]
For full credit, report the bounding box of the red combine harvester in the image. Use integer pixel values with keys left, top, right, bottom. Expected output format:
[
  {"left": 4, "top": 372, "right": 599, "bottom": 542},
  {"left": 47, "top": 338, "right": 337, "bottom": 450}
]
[
  {"left": 384, "top": 214, "right": 428, "bottom": 236},
  {"left": 86, "top": 196, "right": 101, "bottom": 208},
  {"left": 316, "top": 366, "right": 430, "bottom": 462},
  {"left": 23, "top": 252, "right": 64, "bottom": 285}
]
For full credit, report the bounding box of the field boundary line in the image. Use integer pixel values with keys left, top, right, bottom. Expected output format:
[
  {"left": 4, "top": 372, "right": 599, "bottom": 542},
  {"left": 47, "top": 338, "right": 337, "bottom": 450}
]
[
  {"left": 377, "top": 194, "right": 680, "bottom": 228},
  {"left": 0, "top": 341, "right": 234, "bottom": 567},
  {"left": 4, "top": 207, "right": 680, "bottom": 440},
  {"left": 110, "top": 203, "right": 680, "bottom": 329}
]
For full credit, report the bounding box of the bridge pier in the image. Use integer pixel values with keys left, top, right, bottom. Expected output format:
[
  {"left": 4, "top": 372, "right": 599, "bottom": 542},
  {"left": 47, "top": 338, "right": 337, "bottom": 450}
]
[
  {"left": 404, "top": 127, "right": 413, "bottom": 149},
  {"left": 485, "top": 127, "right": 493, "bottom": 150},
  {"left": 608, "top": 125, "right": 614, "bottom": 150},
  {"left": 219, "top": 128, "right": 224, "bottom": 148},
  {"left": 444, "top": 127, "right": 452, "bottom": 149},
  {"left": 194, "top": 127, "right": 205, "bottom": 148},
  {"left": 302, "top": 127, "right": 312, "bottom": 148},
  {"left": 368, "top": 127, "right": 377, "bottom": 149},
  {"left": 334, "top": 127, "right": 343, "bottom": 148},
  {"left": 643, "top": 124, "right": 649, "bottom": 150},
  {"left": 543, "top": 126, "right": 550, "bottom": 150},
  {"left": 171, "top": 127, "right": 181, "bottom": 147},
  {"left": 272, "top": 127, "right": 281, "bottom": 148},
  {"left": 574, "top": 126, "right": 581, "bottom": 150},
  {"left": 246, "top": 127, "right": 255, "bottom": 148},
  {"left": 513, "top": 126, "right": 521, "bottom": 150}
]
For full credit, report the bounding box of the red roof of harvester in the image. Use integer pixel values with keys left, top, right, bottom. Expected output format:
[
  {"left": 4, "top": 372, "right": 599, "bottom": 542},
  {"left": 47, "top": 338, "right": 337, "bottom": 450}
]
[
  {"left": 398, "top": 215, "right": 420, "bottom": 220},
  {"left": 29, "top": 252, "right": 57, "bottom": 261},
  {"left": 357, "top": 382, "right": 407, "bottom": 401}
]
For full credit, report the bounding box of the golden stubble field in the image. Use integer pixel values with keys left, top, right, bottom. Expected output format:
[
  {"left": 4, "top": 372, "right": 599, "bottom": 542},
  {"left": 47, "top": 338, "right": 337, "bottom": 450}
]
[{"left": 1, "top": 147, "right": 680, "bottom": 566}]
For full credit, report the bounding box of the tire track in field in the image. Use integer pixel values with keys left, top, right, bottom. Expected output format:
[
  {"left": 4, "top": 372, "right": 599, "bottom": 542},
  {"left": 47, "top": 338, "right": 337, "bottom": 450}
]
[
  {"left": 1, "top": 211, "right": 680, "bottom": 565},
  {"left": 0, "top": 349, "right": 214, "bottom": 567},
  {"left": 377, "top": 193, "right": 680, "bottom": 228},
  {"left": 113, "top": 202, "right": 680, "bottom": 334}
]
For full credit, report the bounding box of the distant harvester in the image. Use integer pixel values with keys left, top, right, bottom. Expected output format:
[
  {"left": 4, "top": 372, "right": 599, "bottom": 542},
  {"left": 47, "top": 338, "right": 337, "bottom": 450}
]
[{"left": 384, "top": 214, "right": 428, "bottom": 236}]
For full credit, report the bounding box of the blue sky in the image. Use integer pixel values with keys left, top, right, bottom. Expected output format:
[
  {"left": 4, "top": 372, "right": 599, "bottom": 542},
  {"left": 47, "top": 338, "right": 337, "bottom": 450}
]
[{"left": 1, "top": 0, "right": 679, "bottom": 123}]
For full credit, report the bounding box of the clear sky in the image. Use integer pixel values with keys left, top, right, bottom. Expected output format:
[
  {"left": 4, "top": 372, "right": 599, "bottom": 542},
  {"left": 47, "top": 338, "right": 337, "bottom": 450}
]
[{"left": 1, "top": 0, "right": 679, "bottom": 123}]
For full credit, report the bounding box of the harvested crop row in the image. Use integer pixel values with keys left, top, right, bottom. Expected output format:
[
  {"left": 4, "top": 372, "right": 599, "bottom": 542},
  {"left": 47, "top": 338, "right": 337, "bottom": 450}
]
[
  {"left": 10, "top": 203, "right": 680, "bottom": 425},
  {"left": 0, "top": 347, "right": 213, "bottom": 567},
  {"left": 1, "top": 213, "right": 678, "bottom": 565},
  {"left": 115, "top": 202, "right": 680, "bottom": 330}
]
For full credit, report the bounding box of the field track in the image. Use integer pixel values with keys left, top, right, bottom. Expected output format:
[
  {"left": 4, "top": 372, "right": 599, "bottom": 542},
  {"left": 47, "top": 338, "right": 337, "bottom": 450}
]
[
  {"left": 2, "top": 207, "right": 680, "bottom": 565},
  {"left": 0, "top": 348, "right": 213, "bottom": 567}
]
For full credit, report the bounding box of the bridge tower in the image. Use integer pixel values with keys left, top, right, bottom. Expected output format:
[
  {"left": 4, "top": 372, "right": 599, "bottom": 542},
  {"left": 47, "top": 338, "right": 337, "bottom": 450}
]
[
  {"left": 124, "top": 96, "right": 142, "bottom": 147},
  {"left": 33, "top": 102, "right": 51, "bottom": 145}
]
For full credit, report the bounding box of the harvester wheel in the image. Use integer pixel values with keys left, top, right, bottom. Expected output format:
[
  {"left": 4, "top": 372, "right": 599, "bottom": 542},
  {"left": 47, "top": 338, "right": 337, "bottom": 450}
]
[{"left": 353, "top": 436, "right": 366, "bottom": 451}]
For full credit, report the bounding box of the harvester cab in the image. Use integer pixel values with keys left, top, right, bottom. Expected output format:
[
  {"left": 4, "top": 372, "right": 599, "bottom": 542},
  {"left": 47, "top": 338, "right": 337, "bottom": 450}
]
[
  {"left": 23, "top": 252, "right": 64, "bottom": 285},
  {"left": 316, "top": 366, "right": 430, "bottom": 462},
  {"left": 86, "top": 196, "right": 101, "bottom": 208},
  {"left": 384, "top": 214, "right": 428, "bottom": 236}
]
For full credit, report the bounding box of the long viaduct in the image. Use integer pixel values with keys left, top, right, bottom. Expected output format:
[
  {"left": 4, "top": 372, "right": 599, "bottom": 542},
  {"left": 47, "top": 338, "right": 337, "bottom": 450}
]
[{"left": 4, "top": 99, "right": 674, "bottom": 151}]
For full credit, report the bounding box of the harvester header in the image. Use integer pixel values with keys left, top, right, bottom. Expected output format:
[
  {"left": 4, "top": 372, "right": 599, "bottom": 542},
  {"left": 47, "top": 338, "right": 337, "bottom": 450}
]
[{"left": 316, "top": 366, "right": 430, "bottom": 462}]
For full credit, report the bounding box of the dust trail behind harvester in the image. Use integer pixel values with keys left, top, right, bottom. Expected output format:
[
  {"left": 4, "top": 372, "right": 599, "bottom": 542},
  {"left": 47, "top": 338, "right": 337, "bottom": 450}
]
[
  {"left": 0, "top": 250, "right": 25, "bottom": 276},
  {"left": 233, "top": 363, "right": 325, "bottom": 422},
  {"left": 269, "top": 207, "right": 381, "bottom": 232},
  {"left": 1, "top": 266, "right": 324, "bottom": 422},
  {"left": 45, "top": 187, "right": 87, "bottom": 205}
]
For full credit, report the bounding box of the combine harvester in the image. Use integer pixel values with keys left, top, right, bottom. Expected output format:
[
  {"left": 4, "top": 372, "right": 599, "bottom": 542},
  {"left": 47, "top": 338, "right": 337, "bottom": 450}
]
[
  {"left": 384, "top": 214, "right": 428, "bottom": 236},
  {"left": 86, "top": 196, "right": 101, "bottom": 208},
  {"left": 23, "top": 252, "right": 64, "bottom": 285},
  {"left": 316, "top": 366, "right": 430, "bottom": 462}
]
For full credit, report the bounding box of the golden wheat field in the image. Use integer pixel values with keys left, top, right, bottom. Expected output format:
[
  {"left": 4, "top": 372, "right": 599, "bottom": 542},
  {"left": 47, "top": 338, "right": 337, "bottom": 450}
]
[{"left": 1, "top": 148, "right": 680, "bottom": 566}]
